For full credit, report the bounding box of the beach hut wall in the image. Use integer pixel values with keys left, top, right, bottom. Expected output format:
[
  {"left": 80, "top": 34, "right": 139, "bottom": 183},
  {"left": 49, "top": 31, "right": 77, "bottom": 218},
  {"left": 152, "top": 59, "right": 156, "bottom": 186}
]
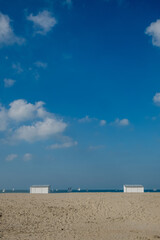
[
  {"left": 30, "top": 185, "right": 50, "bottom": 194},
  {"left": 123, "top": 185, "right": 144, "bottom": 193}
]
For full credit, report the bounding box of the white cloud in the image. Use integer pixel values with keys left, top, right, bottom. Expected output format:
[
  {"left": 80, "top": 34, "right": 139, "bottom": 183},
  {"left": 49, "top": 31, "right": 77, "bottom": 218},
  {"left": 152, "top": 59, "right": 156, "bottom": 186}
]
[
  {"left": 0, "top": 99, "right": 68, "bottom": 143},
  {"left": 8, "top": 99, "right": 46, "bottom": 122},
  {"left": 99, "top": 120, "right": 106, "bottom": 126},
  {"left": 49, "top": 140, "right": 77, "bottom": 149},
  {"left": 4, "top": 78, "right": 16, "bottom": 88},
  {"left": 145, "top": 19, "right": 160, "bottom": 47},
  {"left": 153, "top": 93, "right": 160, "bottom": 106},
  {"left": 78, "top": 116, "right": 107, "bottom": 125},
  {"left": 27, "top": 10, "right": 57, "bottom": 35},
  {"left": 23, "top": 153, "right": 32, "bottom": 161},
  {"left": 6, "top": 154, "right": 17, "bottom": 161},
  {"left": 34, "top": 61, "right": 47, "bottom": 69},
  {"left": 0, "top": 12, "right": 25, "bottom": 46},
  {"left": 78, "top": 116, "right": 106, "bottom": 125},
  {"left": 14, "top": 117, "right": 67, "bottom": 142},
  {"left": 78, "top": 115, "right": 93, "bottom": 123},
  {"left": 12, "top": 63, "right": 23, "bottom": 73},
  {"left": 114, "top": 118, "right": 130, "bottom": 126},
  {"left": 0, "top": 105, "right": 8, "bottom": 131}
]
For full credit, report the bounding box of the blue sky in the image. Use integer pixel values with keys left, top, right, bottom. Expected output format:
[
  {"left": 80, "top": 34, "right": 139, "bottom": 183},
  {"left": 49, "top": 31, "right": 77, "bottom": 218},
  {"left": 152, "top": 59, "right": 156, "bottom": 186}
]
[{"left": 1, "top": 0, "right": 160, "bottom": 189}]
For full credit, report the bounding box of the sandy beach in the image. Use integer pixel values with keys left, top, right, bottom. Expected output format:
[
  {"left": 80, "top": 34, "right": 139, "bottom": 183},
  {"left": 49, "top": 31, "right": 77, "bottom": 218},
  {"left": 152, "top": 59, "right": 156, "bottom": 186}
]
[{"left": 0, "top": 193, "right": 160, "bottom": 240}]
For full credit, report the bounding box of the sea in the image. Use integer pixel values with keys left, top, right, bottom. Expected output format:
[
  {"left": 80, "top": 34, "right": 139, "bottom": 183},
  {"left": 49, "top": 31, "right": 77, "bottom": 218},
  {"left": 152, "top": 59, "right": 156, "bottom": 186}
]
[{"left": 0, "top": 189, "right": 160, "bottom": 193}]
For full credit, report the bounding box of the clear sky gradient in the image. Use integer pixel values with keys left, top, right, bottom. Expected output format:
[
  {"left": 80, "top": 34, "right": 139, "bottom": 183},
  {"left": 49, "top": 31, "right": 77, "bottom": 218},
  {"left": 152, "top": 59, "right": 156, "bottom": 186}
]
[{"left": 1, "top": 0, "right": 160, "bottom": 189}]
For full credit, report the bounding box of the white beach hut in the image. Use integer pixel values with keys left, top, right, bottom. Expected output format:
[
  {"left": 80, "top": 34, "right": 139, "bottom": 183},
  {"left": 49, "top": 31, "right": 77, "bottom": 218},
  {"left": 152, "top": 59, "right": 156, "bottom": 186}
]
[
  {"left": 30, "top": 185, "right": 50, "bottom": 194},
  {"left": 123, "top": 185, "right": 144, "bottom": 193}
]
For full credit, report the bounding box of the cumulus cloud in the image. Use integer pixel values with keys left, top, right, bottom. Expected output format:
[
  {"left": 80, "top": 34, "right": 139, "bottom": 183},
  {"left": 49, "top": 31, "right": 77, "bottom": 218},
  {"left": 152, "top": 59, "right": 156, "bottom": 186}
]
[
  {"left": 34, "top": 61, "right": 47, "bottom": 69},
  {"left": 0, "top": 99, "right": 68, "bottom": 143},
  {"left": 0, "top": 12, "right": 25, "bottom": 46},
  {"left": 78, "top": 115, "right": 94, "bottom": 123},
  {"left": 99, "top": 120, "right": 106, "bottom": 126},
  {"left": 113, "top": 118, "right": 130, "bottom": 126},
  {"left": 145, "top": 19, "right": 160, "bottom": 47},
  {"left": 78, "top": 116, "right": 106, "bottom": 125},
  {"left": 78, "top": 116, "right": 107, "bottom": 126},
  {"left": 153, "top": 93, "right": 160, "bottom": 106},
  {"left": 12, "top": 63, "right": 23, "bottom": 74},
  {"left": 8, "top": 99, "right": 47, "bottom": 122},
  {"left": 4, "top": 78, "right": 16, "bottom": 88},
  {"left": 0, "top": 105, "right": 8, "bottom": 131},
  {"left": 49, "top": 140, "right": 77, "bottom": 149},
  {"left": 6, "top": 154, "right": 17, "bottom": 161},
  {"left": 14, "top": 118, "right": 67, "bottom": 142},
  {"left": 27, "top": 10, "right": 57, "bottom": 35},
  {"left": 23, "top": 153, "right": 32, "bottom": 161}
]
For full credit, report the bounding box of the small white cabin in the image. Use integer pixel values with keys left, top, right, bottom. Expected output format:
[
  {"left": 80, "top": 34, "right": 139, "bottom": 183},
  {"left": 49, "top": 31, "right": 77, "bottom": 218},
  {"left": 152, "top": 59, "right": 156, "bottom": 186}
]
[
  {"left": 30, "top": 185, "right": 50, "bottom": 194},
  {"left": 123, "top": 185, "right": 144, "bottom": 193}
]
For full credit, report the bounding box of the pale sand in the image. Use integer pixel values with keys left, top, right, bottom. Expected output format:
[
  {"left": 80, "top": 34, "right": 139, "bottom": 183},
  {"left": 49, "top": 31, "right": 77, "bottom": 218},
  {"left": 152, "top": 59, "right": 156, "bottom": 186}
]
[{"left": 0, "top": 193, "right": 160, "bottom": 240}]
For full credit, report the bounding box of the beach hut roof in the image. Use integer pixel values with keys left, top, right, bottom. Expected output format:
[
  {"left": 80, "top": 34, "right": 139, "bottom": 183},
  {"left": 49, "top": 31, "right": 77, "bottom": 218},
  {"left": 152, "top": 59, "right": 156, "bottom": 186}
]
[
  {"left": 30, "top": 185, "right": 50, "bottom": 188},
  {"left": 124, "top": 185, "right": 143, "bottom": 188}
]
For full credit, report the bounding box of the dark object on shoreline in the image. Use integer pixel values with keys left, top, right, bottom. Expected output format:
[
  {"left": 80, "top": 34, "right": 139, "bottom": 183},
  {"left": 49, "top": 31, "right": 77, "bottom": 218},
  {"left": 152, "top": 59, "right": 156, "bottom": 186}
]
[{"left": 67, "top": 187, "right": 72, "bottom": 192}]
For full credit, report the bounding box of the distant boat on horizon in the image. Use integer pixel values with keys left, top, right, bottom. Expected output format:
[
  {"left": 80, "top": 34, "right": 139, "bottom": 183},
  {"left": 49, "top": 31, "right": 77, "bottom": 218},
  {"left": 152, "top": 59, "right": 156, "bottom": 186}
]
[
  {"left": 2, "top": 189, "right": 5, "bottom": 193},
  {"left": 77, "top": 188, "right": 81, "bottom": 191}
]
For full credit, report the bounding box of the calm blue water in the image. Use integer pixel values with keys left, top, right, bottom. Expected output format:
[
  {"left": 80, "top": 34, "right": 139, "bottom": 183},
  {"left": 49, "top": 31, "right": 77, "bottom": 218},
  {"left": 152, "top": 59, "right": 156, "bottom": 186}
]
[{"left": 0, "top": 189, "right": 160, "bottom": 193}]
